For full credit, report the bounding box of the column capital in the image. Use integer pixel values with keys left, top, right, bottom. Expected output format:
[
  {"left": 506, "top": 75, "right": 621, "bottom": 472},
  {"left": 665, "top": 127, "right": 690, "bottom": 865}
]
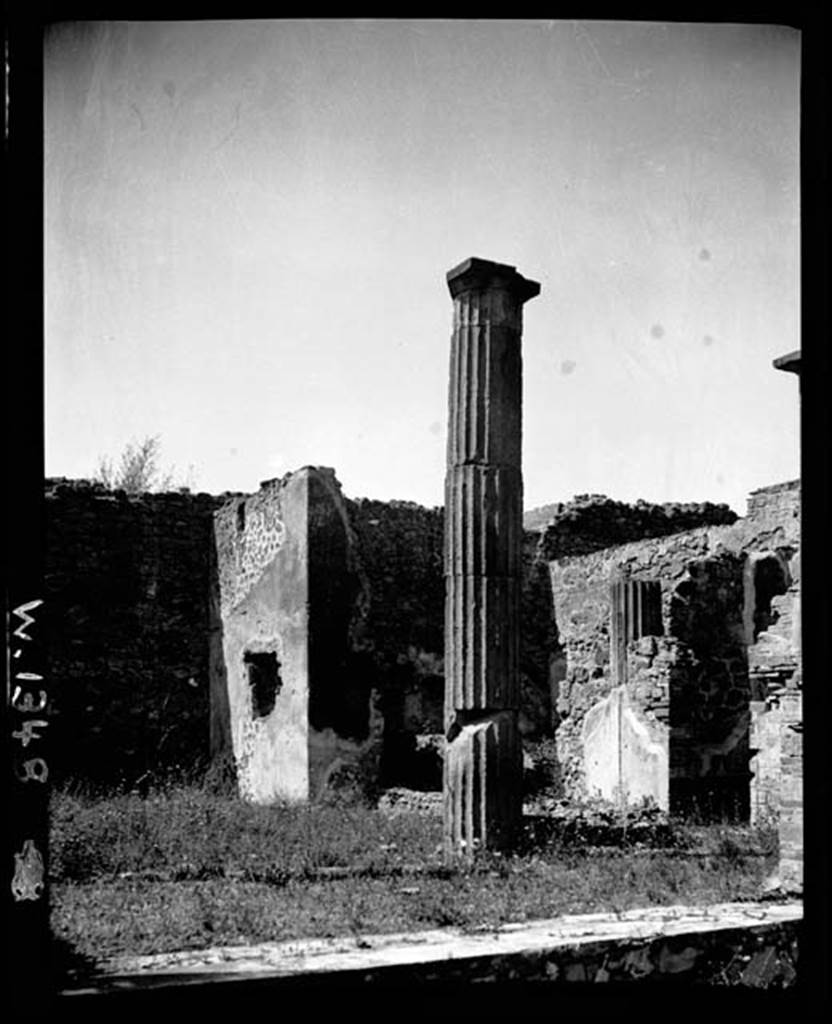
[{"left": 446, "top": 257, "right": 540, "bottom": 304}]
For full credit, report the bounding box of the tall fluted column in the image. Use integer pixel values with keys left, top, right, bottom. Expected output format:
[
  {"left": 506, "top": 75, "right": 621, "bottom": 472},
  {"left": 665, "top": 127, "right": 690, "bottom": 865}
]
[{"left": 443, "top": 257, "right": 540, "bottom": 857}]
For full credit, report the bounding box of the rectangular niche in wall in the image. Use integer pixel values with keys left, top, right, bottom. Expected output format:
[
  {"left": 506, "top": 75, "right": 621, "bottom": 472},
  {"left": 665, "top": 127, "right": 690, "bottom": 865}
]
[{"left": 244, "top": 650, "right": 282, "bottom": 718}]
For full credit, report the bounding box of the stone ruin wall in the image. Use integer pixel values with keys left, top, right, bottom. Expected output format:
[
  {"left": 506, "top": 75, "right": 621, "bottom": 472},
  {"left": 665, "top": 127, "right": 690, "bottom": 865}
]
[
  {"left": 211, "top": 468, "right": 448, "bottom": 802},
  {"left": 532, "top": 493, "right": 739, "bottom": 560},
  {"left": 551, "top": 528, "right": 748, "bottom": 815},
  {"left": 742, "top": 480, "right": 802, "bottom": 884},
  {"left": 44, "top": 477, "right": 231, "bottom": 787},
  {"left": 547, "top": 481, "right": 800, "bottom": 821},
  {"left": 745, "top": 479, "right": 801, "bottom": 523},
  {"left": 212, "top": 472, "right": 313, "bottom": 803},
  {"left": 343, "top": 495, "right": 446, "bottom": 788},
  {"left": 43, "top": 472, "right": 452, "bottom": 794},
  {"left": 43, "top": 473, "right": 799, "bottom": 823}
]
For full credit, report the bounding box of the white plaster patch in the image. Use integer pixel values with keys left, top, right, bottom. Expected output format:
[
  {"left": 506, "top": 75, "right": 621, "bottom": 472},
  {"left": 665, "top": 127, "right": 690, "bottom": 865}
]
[
  {"left": 582, "top": 689, "right": 621, "bottom": 802},
  {"left": 620, "top": 705, "right": 668, "bottom": 808},
  {"left": 582, "top": 687, "right": 668, "bottom": 808}
]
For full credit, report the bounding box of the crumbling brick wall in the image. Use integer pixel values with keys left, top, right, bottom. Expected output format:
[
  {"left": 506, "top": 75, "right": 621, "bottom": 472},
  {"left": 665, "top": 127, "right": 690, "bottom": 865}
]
[
  {"left": 343, "top": 496, "right": 445, "bottom": 787},
  {"left": 214, "top": 483, "right": 287, "bottom": 618},
  {"left": 741, "top": 481, "right": 801, "bottom": 826},
  {"left": 745, "top": 480, "right": 800, "bottom": 524},
  {"left": 212, "top": 468, "right": 389, "bottom": 804},
  {"left": 551, "top": 532, "right": 756, "bottom": 815},
  {"left": 44, "top": 478, "right": 230, "bottom": 787},
  {"left": 345, "top": 497, "right": 445, "bottom": 668},
  {"left": 520, "top": 536, "right": 561, "bottom": 739},
  {"left": 667, "top": 549, "right": 752, "bottom": 817},
  {"left": 547, "top": 482, "right": 800, "bottom": 819},
  {"left": 530, "top": 494, "right": 738, "bottom": 561}
]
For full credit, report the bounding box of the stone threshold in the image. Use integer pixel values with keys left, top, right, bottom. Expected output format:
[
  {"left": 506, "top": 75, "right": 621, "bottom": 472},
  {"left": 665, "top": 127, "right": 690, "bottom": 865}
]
[{"left": 63, "top": 900, "right": 802, "bottom": 993}]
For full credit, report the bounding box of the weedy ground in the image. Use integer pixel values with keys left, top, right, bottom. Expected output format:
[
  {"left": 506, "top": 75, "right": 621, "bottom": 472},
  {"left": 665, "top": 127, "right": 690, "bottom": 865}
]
[{"left": 50, "top": 779, "right": 781, "bottom": 967}]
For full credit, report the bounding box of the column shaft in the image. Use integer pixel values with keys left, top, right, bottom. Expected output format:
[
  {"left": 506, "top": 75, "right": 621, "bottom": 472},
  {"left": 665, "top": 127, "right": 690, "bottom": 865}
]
[{"left": 443, "top": 258, "right": 540, "bottom": 857}]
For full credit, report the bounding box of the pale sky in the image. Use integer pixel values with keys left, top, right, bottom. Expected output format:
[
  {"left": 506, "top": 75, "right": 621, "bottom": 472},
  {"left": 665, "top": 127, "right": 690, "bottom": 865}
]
[{"left": 44, "top": 20, "right": 800, "bottom": 514}]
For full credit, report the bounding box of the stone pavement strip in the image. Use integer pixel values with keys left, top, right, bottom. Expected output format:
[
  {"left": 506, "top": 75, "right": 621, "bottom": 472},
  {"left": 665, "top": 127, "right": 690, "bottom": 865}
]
[{"left": 64, "top": 900, "right": 802, "bottom": 991}]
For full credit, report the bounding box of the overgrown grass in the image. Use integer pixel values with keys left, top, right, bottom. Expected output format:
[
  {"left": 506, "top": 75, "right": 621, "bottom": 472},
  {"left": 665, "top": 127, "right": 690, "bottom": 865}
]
[
  {"left": 51, "top": 785, "right": 442, "bottom": 883},
  {"left": 50, "top": 783, "right": 781, "bottom": 968}
]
